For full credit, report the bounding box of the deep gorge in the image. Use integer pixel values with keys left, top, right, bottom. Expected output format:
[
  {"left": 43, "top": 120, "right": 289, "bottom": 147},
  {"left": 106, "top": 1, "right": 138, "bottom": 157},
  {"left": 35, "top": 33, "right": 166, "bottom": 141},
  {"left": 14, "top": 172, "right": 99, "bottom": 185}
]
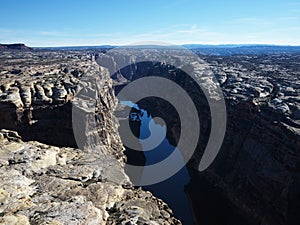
[
  {"left": 118, "top": 99, "right": 253, "bottom": 225},
  {"left": 1, "top": 50, "right": 299, "bottom": 225},
  {"left": 108, "top": 55, "right": 300, "bottom": 225}
]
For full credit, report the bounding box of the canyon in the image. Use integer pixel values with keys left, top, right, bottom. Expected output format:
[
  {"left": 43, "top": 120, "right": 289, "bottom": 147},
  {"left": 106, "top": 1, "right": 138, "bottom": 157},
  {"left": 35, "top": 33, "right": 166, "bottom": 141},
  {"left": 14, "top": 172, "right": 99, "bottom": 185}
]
[
  {"left": 97, "top": 48, "right": 300, "bottom": 225},
  {"left": 0, "top": 46, "right": 299, "bottom": 225}
]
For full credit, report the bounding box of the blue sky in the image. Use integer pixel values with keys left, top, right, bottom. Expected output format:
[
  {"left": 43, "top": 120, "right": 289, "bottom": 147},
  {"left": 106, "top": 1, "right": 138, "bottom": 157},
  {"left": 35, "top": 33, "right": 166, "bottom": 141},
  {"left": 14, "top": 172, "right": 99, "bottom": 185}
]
[{"left": 1, "top": 0, "right": 300, "bottom": 46}]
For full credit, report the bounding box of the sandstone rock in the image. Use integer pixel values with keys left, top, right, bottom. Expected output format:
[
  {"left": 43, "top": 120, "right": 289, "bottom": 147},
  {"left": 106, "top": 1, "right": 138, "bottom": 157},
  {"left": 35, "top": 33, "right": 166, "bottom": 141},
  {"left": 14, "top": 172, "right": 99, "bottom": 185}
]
[
  {"left": 0, "top": 50, "right": 180, "bottom": 225},
  {"left": 0, "top": 128, "right": 180, "bottom": 224},
  {"left": 5, "top": 87, "right": 23, "bottom": 108},
  {"left": 52, "top": 85, "right": 67, "bottom": 100},
  {"left": 20, "top": 86, "right": 32, "bottom": 107},
  {"left": 43, "top": 84, "right": 54, "bottom": 98},
  {"left": 0, "top": 214, "right": 30, "bottom": 225},
  {"left": 35, "top": 84, "right": 52, "bottom": 104}
]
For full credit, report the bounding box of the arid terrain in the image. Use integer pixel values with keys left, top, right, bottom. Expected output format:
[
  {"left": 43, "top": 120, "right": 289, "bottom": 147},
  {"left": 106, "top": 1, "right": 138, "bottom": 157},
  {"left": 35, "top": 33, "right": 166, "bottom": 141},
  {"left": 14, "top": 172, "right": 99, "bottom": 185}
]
[{"left": 0, "top": 46, "right": 299, "bottom": 225}]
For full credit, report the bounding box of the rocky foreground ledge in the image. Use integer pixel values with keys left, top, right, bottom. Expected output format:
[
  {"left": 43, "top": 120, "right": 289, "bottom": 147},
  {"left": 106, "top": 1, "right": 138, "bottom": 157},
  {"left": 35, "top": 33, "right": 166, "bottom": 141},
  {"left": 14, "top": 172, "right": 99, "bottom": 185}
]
[
  {"left": 0, "top": 50, "right": 180, "bottom": 225},
  {"left": 0, "top": 129, "right": 178, "bottom": 225}
]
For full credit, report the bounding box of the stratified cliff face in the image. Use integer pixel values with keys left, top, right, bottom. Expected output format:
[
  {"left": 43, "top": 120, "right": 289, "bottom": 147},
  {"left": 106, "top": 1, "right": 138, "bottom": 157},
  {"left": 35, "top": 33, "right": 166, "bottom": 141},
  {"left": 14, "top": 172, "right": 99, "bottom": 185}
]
[
  {"left": 0, "top": 51, "right": 123, "bottom": 152},
  {"left": 199, "top": 55, "right": 300, "bottom": 225},
  {"left": 97, "top": 50, "right": 300, "bottom": 225},
  {"left": 0, "top": 51, "right": 79, "bottom": 147},
  {"left": 0, "top": 51, "right": 181, "bottom": 225}
]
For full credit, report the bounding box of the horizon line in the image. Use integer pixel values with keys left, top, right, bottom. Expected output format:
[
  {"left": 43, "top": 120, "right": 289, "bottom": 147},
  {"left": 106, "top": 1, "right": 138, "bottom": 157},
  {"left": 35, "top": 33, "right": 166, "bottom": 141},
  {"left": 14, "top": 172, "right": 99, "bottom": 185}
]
[
  {"left": 2, "top": 42, "right": 300, "bottom": 48},
  {"left": 28, "top": 43, "right": 300, "bottom": 48}
]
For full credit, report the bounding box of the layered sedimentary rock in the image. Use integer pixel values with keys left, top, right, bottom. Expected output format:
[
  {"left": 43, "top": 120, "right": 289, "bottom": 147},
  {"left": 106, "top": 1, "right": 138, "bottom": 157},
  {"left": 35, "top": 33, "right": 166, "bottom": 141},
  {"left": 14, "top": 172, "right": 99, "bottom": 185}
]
[
  {"left": 0, "top": 50, "right": 180, "bottom": 225},
  {"left": 0, "top": 129, "right": 180, "bottom": 225},
  {"left": 97, "top": 49, "right": 300, "bottom": 225},
  {"left": 200, "top": 54, "right": 300, "bottom": 225},
  {"left": 0, "top": 51, "right": 81, "bottom": 146}
]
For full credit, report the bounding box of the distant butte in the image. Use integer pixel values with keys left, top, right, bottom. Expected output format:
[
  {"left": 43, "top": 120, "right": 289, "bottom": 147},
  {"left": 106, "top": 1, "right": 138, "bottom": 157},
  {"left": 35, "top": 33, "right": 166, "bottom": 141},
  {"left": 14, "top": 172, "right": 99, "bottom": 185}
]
[{"left": 0, "top": 43, "right": 32, "bottom": 51}]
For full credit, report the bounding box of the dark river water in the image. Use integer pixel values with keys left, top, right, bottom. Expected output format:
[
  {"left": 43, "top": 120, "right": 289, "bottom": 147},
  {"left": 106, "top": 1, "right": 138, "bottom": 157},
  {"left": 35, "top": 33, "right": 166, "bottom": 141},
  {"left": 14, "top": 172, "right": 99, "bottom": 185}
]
[
  {"left": 121, "top": 101, "right": 195, "bottom": 224},
  {"left": 120, "top": 101, "right": 251, "bottom": 225},
  {"left": 138, "top": 107, "right": 194, "bottom": 225}
]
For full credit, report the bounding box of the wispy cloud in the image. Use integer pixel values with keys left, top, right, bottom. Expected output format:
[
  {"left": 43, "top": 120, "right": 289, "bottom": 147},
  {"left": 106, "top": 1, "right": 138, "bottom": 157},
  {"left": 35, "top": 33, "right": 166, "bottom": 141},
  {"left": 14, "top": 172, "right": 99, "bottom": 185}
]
[
  {"left": 1, "top": 22, "right": 300, "bottom": 47},
  {"left": 122, "top": 24, "right": 223, "bottom": 45},
  {"left": 38, "top": 31, "right": 115, "bottom": 38}
]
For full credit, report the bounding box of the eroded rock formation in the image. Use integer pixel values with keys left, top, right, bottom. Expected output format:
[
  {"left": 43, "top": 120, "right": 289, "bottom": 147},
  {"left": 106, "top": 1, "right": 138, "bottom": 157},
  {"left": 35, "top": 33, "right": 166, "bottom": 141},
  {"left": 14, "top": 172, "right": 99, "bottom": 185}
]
[
  {"left": 0, "top": 50, "right": 181, "bottom": 225},
  {"left": 97, "top": 49, "right": 300, "bottom": 225},
  {"left": 0, "top": 129, "right": 180, "bottom": 225}
]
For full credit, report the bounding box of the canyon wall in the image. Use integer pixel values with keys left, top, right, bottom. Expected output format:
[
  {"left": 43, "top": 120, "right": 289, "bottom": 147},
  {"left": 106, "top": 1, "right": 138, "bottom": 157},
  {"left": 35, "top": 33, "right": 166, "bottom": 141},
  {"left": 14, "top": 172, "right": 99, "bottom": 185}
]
[
  {"left": 0, "top": 50, "right": 181, "bottom": 225},
  {"left": 98, "top": 50, "right": 300, "bottom": 225}
]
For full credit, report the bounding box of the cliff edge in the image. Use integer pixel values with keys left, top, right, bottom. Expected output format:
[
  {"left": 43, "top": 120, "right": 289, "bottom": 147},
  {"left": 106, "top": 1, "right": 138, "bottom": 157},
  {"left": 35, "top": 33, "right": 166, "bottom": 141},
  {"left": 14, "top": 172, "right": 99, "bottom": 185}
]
[{"left": 0, "top": 50, "right": 180, "bottom": 225}]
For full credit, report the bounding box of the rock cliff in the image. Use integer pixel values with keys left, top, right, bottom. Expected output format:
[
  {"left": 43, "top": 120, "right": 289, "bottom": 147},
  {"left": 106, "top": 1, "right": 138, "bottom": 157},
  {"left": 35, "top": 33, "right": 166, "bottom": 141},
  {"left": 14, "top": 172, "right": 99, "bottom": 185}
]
[
  {"left": 0, "top": 50, "right": 181, "bottom": 225},
  {"left": 97, "top": 49, "right": 300, "bottom": 225}
]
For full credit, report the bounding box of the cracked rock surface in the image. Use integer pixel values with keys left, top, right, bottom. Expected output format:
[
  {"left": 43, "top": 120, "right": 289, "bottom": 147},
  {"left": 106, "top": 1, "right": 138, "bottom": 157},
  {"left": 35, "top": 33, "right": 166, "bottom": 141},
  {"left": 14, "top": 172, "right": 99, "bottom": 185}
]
[{"left": 0, "top": 129, "right": 180, "bottom": 225}]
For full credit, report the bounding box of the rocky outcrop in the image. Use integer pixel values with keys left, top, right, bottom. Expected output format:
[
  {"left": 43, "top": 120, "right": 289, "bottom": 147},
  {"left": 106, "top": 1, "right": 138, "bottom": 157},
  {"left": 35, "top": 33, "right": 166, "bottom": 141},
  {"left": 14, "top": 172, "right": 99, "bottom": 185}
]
[
  {"left": 0, "top": 51, "right": 98, "bottom": 147},
  {"left": 0, "top": 129, "right": 180, "bottom": 225},
  {"left": 0, "top": 50, "right": 181, "bottom": 224},
  {"left": 199, "top": 54, "right": 300, "bottom": 225},
  {"left": 0, "top": 51, "right": 69, "bottom": 145}
]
